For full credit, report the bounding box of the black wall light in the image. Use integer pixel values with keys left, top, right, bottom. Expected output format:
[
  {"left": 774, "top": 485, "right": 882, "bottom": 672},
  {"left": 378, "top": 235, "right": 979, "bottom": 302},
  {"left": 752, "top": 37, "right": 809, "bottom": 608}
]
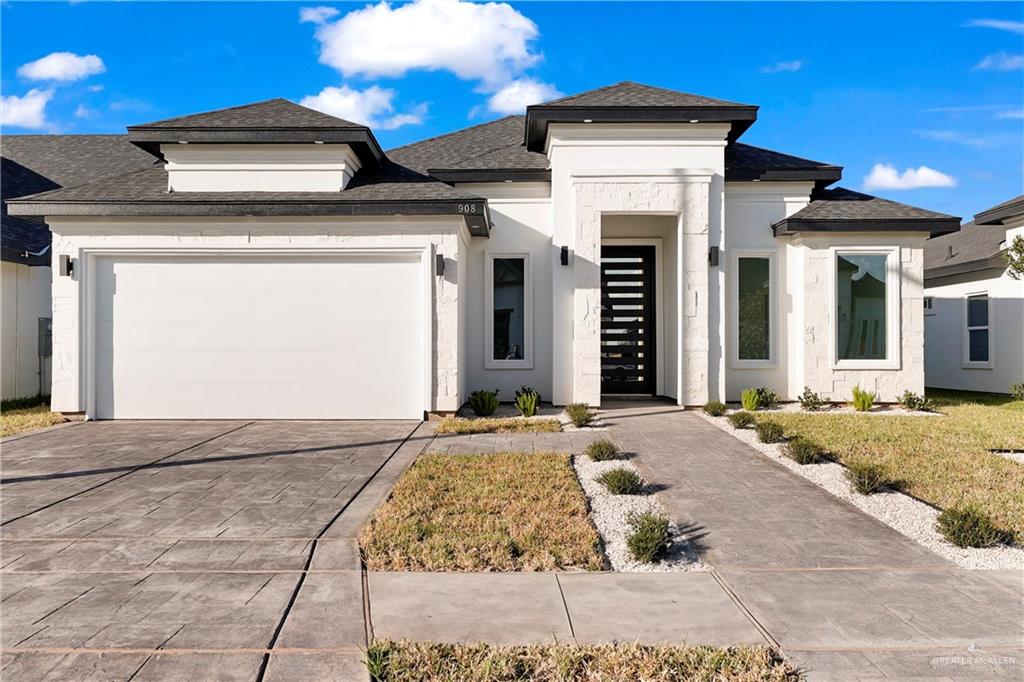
[
  {"left": 58, "top": 254, "right": 74, "bottom": 277},
  {"left": 708, "top": 246, "right": 720, "bottom": 267},
  {"left": 560, "top": 245, "right": 570, "bottom": 266},
  {"left": 435, "top": 253, "right": 445, "bottom": 276}
]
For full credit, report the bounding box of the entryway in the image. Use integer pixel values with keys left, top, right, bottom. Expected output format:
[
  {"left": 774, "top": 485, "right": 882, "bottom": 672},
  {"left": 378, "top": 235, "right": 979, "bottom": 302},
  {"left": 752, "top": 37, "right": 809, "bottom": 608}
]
[{"left": 600, "top": 244, "right": 656, "bottom": 394}]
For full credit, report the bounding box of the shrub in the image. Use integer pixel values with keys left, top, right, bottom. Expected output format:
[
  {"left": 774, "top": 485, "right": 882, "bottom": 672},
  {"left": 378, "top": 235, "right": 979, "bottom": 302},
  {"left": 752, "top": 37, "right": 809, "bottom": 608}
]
[
  {"left": 515, "top": 390, "right": 539, "bottom": 418},
  {"left": 755, "top": 387, "right": 779, "bottom": 410},
  {"left": 565, "top": 403, "right": 595, "bottom": 427},
  {"left": 936, "top": 505, "right": 1010, "bottom": 548},
  {"left": 851, "top": 385, "right": 876, "bottom": 412},
  {"left": 798, "top": 387, "right": 825, "bottom": 412},
  {"left": 515, "top": 385, "right": 542, "bottom": 403},
  {"left": 898, "top": 390, "right": 931, "bottom": 412},
  {"left": 626, "top": 512, "right": 671, "bottom": 563},
  {"left": 1011, "top": 383, "right": 1024, "bottom": 401},
  {"left": 585, "top": 438, "right": 621, "bottom": 461},
  {"left": 755, "top": 420, "right": 784, "bottom": 444},
  {"left": 845, "top": 459, "right": 894, "bottom": 494},
  {"left": 596, "top": 468, "right": 644, "bottom": 495},
  {"left": 785, "top": 436, "right": 827, "bottom": 465},
  {"left": 727, "top": 411, "right": 755, "bottom": 429},
  {"left": 468, "top": 389, "right": 500, "bottom": 417},
  {"left": 740, "top": 388, "right": 761, "bottom": 411},
  {"left": 702, "top": 400, "right": 727, "bottom": 417}
]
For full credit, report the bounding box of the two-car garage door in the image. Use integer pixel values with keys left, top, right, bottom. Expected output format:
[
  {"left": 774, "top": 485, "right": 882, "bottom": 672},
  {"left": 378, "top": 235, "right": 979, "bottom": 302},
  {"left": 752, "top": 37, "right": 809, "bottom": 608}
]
[{"left": 93, "top": 255, "right": 424, "bottom": 419}]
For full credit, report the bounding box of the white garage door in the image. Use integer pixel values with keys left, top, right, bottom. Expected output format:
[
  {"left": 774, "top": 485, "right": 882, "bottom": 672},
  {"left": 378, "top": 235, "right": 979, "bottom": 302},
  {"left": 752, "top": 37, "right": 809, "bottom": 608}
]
[{"left": 94, "top": 255, "right": 424, "bottom": 419}]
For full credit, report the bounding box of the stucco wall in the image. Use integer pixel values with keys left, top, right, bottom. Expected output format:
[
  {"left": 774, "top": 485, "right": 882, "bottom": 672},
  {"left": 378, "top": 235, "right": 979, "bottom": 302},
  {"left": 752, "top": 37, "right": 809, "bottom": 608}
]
[{"left": 1, "top": 262, "right": 52, "bottom": 400}]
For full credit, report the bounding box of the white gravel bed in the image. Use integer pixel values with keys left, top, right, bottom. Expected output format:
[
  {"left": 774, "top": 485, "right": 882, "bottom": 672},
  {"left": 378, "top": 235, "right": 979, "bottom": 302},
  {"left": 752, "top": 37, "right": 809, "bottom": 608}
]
[
  {"left": 736, "top": 402, "right": 941, "bottom": 417},
  {"left": 453, "top": 403, "right": 607, "bottom": 431},
  {"left": 695, "top": 410, "right": 1024, "bottom": 570},
  {"left": 573, "top": 454, "right": 702, "bottom": 572},
  {"left": 993, "top": 450, "right": 1024, "bottom": 465}
]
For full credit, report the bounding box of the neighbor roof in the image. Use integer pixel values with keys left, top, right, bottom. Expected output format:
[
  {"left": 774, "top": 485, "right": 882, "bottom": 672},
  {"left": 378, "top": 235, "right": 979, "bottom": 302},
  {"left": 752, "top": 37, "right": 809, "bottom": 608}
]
[
  {"left": 524, "top": 81, "right": 759, "bottom": 151},
  {"left": 974, "top": 194, "right": 1024, "bottom": 226},
  {"left": 127, "top": 98, "right": 385, "bottom": 165},
  {"left": 923, "top": 220, "right": 1008, "bottom": 281},
  {"left": 772, "top": 187, "right": 960, "bottom": 237}
]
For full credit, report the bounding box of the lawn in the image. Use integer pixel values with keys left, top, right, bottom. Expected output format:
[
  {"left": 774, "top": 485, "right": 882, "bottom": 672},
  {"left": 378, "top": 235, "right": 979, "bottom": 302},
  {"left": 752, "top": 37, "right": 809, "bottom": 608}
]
[
  {"left": 1, "top": 403, "right": 65, "bottom": 437},
  {"left": 360, "top": 452, "right": 603, "bottom": 571},
  {"left": 365, "top": 641, "right": 799, "bottom": 681},
  {"left": 434, "top": 416, "right": 562, "bottom": 434},
  {"left": 759, "top": 389, "right": 1024, "bottom": 541}
]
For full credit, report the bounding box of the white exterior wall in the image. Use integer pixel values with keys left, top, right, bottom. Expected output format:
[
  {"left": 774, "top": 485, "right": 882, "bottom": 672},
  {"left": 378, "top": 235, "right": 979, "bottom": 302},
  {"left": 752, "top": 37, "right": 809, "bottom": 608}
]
[
  {"left": 1, "top": 262, "right": 52, "bottom": 400},
  {"left": 161, "top": 144, "right": 362, "bottom": 192},
  {"left": 46, "top": 216, "right": 467, "bottom": 416}
]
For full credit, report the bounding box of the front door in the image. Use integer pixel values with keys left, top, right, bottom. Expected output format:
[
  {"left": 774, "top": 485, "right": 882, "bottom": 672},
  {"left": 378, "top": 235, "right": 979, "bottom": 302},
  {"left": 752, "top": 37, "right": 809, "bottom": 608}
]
[{"left": 601, "top": 245, "right": 656, "bottom": 395}]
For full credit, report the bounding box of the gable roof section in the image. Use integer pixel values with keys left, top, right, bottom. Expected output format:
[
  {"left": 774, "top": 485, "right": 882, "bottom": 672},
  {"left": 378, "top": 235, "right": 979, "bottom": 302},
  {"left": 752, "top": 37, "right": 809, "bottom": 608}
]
[
  {"left": 127, "top": 98, "right": 385, "bottom": 166},
  {"left": 524, "top": 81, "right": 758, "bottom": 151},
  {"left": 772, "top": 187, "right": 960, "bottom": 237},
  {"left": 974, "top": 194, "right": 1024, "bottom": 225},
  {"left": 923, "top": 220, "right": 1007, "bottom": 281}
]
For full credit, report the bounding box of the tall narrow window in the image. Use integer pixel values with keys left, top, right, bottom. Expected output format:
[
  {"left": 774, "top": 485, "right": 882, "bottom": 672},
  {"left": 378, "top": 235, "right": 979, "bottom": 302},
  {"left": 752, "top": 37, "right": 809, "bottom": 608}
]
[
  {"left": 737, "top": 257, "right": 771, "bottom": 361},
  {"left": 485, "top": 253, "right": 532, "bottom": 369},
  {"left": 836, "top": 253, "right": 888, "bottom": 361},
  {"left": 965, "top": 293, "right": 990, "bottom": 364}
]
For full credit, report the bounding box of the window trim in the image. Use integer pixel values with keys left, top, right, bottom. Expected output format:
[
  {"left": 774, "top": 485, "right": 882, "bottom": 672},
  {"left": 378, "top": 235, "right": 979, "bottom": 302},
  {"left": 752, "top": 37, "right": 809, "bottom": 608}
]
[
  {"left": 484, "top": 251, "right": 533, "bottom": 370},
  {"left": 830, "top": 246, "right": 901, "bottom": 370},
  {"left": 962, "top": 291, "right": 993, "bottom": 370},
  {"left": 730, "top": 249, "right": 778, "bottom": 369}
]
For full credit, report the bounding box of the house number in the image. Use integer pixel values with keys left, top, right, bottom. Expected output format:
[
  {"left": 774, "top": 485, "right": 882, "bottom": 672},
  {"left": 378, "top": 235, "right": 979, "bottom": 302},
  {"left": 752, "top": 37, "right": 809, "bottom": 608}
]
[{"left": 457, "top": 204, "right": 477, "bottom": 214}]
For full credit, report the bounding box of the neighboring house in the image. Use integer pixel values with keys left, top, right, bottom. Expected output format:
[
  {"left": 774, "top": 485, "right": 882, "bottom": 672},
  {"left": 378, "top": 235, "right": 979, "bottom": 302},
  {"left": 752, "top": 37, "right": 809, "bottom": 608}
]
[
  {"left": 7, "top": 82, "right": 959, "bottom": 420},
  {"left": 923, "top": 196, "right": 1024, "bottom": 394},
  {"left": 0, "top": 136, "right": 155, "bottom": 400}
]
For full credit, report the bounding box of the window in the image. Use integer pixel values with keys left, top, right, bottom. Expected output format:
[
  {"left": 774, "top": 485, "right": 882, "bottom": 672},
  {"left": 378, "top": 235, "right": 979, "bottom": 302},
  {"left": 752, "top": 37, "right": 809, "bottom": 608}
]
[
  {"left": 485, "top": 253, "right": 532, "bottom": 369},
  {"left": 835, "top": 251, "right": 896, "bottom": 365},
  {"left": 732, "top": 251, "right": 775, "bottom": 367},
  {"left": 964, "top": 293, "right": 991, "bottom": 366},
  {"left": 923, "top": 297, "right": 933, "bottom": 311}
]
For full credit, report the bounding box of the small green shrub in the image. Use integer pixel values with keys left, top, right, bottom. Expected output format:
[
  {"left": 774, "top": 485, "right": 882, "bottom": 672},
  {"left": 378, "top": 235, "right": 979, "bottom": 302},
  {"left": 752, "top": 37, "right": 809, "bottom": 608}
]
[
  {"left": 897, "top": 390, "right": 931, "bottom": 412},
  {"left": 514, "top": 390, "right": 539, "bottom": 418},
  {"left": 755, "top": 420, "right": 784, "bottom": 444},
  {"left": 798, "top": 387, "right": 825, "bottom": 411},
  {"left": 936, "top": 505, "right": 1010, "bottom": 548},
  {"left": 626, "top": 512, "right": 671, "bottom": 562},
  {"left": 845, "top": 459, "right": 894, "bottom": 494},
  {"left": 851, "top": 385, "right": 876, "bottom": 412},
  {"left": 740, "top": 388, "right": 760, "bottom": 411},
  {"left": 785, "top": 436, "right": 827, "bottom": 465},
  {"left": 702, "top": 400, "right": 727, "bottom": 417},
  {"left": 1011, "top": 383, "right": 1024, "bottom": 401},
  {"left": 585, "top": 438, "right": 621, "bottom": 461},
  {"left": 468, "top": 389, "right": 500, "bottom": 416},
  {"left": 755, "top": 386, "right": 779, "bottom": 409},
  {"left": 727, "top": 411, "right": 755, "bottom": 429},
  {"left": 515, "top": 385, "right": 541, "bottom": 403},
  {"left": 565, "top": 403, "right": 595, "bottom": 427},
  {"left": 596, "top": 467, "right": 644, "bottom": 495}
]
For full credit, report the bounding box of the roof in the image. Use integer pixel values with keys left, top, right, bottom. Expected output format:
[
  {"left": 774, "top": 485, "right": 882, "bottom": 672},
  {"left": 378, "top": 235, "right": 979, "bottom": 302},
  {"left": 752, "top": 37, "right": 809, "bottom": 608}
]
[
  {"left": 2, "top": 135, "right": 157, "bottom": 264},
  {"left": 772, "top": 187, "right": 961, "bottom": 237},
  {"left": 127, "top": 98, "right": 385, "bottom": 165},
  {"left": 974, "top": 194, "right": 1024, "bottom": 226},
  {"left": 924, "top": 220, "right": 1009, "bottom": 281},
  {"left": 725, "top": 143, "right": 842, "bottom": 186},
  {"left": 524, "top": 81, "right": 759, "bottom": 151}
]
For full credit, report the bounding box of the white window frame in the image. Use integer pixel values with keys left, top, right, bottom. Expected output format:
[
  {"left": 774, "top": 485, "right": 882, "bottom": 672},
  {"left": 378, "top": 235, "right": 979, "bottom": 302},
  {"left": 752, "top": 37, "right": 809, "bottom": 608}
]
[
  {"left": 962, "top": 292, "right": 993, "bottom": 369},
  {"left": 830, "top": 246, "right": 901, "bottom": 370},
  {"left": 730, "top": 249, "right": 778, "bottom": 369},
  {"left": 484, "top": 251, "right": 533, "bottom": 370}
]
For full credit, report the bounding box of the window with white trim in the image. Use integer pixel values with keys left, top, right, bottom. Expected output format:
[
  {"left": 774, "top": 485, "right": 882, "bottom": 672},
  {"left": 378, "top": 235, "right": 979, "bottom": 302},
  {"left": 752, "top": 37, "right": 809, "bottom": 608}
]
[
  {"left": 484, "top": 252, "right": 533, "bottom": 369},
  {"left": 833, "top": 249, "right": 899, "bottom": 368},
  {"left": 964, "top": 293, "right": 990, "bottom": 366},
  {"left": 732, "top": 252, "right": 775, "bottom": 366}
]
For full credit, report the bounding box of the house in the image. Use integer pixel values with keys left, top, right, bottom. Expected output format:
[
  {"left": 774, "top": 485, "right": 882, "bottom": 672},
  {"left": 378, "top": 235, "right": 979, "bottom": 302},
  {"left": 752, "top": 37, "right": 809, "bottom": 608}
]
[
  {"left": 923, "top": 195, "right": 1024, "bottom": 394},
  {"left": 0, "top": 136, "right": 154, "bottom": 400},
  {"left": 6, "top": 81, "right": 960, "bottom": 420}
]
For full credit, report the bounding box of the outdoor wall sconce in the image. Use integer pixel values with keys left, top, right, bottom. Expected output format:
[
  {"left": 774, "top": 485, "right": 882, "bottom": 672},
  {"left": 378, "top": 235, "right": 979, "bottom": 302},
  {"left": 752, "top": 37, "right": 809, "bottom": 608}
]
[
  {"left": 58, "top": 254, "right": 74, "bottom": 277},
  {"left": 435, "top": 253, "right": 445, "bottom": 276},
  {"left": 708, "top": 246, "right": 720, "bottom": 267},
  {"left": 560, "top": 245, "right": 570, "bottom": 266}
]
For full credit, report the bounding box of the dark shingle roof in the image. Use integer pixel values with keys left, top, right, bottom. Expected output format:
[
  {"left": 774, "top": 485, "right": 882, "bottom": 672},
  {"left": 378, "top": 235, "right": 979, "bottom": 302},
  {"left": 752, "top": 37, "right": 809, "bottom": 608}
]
[
  {"left": 133, "top": 98, "right": 362, "bottom": 129},
  {"left": 974, "top": 194, "right": 1024, "bottom": 225},
  {"left": 773, "top": 187, "right": 961, "bottom": 237},
  {"left": 924, "top": 220, "right": 1008, "bottom": 280},
  {"left": 539, "top": 81, "right": 752, "bottom": 108},
  {"left": 725, "top": 143, "right": 842, "bottom": 185}
]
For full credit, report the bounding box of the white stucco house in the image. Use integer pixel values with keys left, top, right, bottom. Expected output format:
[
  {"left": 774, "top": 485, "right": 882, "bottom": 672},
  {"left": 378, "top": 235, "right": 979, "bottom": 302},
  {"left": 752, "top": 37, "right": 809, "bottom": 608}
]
[
  {"left": 923, "top": 196, "right": 1024, "bottom": 394},
  {"left": 6, "top": 81, "right": 960, "bottom": 420}
]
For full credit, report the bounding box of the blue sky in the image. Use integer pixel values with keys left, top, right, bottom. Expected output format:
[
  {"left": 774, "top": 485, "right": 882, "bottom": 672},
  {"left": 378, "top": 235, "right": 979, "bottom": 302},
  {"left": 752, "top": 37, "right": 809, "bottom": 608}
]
[{"left": 2, "top": 1, "right": 1021, "bottom": 220}]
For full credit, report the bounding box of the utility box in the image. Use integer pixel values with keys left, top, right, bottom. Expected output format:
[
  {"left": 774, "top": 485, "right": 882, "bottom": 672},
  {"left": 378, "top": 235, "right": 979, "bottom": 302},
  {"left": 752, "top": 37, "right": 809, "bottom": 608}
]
[{"left": 38, "top": 317, "right": 52, "bottom": 357}]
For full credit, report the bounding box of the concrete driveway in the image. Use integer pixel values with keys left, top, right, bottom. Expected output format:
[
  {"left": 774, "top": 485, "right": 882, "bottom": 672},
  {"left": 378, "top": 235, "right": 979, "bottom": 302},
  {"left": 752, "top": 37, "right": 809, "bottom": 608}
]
[{"left": 1, "top": 419, "right": 430, "bottom": 681}]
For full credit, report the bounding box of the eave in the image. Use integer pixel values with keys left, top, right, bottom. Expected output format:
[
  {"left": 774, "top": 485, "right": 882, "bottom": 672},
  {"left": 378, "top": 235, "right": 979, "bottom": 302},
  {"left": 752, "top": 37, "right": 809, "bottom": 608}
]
[{"left": 772, "top": 217, "right": 961, "bottom": 238}]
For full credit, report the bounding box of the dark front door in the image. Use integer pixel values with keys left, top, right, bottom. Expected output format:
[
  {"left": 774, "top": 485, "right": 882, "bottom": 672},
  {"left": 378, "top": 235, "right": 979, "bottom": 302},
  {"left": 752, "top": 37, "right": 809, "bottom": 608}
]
[{"left": 601, "top": 245, "right": 656, "bottom": 395}]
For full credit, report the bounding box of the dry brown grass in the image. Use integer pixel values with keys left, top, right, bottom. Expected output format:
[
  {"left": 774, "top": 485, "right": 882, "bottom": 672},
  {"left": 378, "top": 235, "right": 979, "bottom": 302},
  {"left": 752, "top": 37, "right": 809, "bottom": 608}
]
[
  {"left": 760, "top": 390, "right": 1024, "bottom": 541},
  {"left": 360, "top": 452, "right": 603, "bottom": 571},
  {"left": 434, "top": 416, "right": 561, "bottom": 434},
  {"left": 364, "top": 640, "right": 799, "bottom": 681},
  {"left": 1, "top": 405, "right": 65, "bottom": 437}
]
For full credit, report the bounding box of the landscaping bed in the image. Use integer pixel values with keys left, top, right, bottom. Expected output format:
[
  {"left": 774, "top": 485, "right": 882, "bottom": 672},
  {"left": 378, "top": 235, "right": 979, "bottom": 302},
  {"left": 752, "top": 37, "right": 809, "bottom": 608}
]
[
  {"left": 435, "top": 415, "right": 561, "bottom": 434},
  {"left": 438, "top": 401, "right": 606, "bottom": 433},
  {"left": 1, "top": 403, "right": 65, "bottom": 437},
  {"left": 365, "top": 640, "right": 798, "bottom": 681}
]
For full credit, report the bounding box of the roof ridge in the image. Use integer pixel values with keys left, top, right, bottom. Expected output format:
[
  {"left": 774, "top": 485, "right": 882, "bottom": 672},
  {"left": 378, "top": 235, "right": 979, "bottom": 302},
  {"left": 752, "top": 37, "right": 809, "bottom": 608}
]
[
  {"left": 387, "top": 115, "right": 524, "bottom": 153},
  {"left": 1, "top": 133, "right": 128, "bottom": 140},
  {"left": 535, "top": 81, "right": 633, "bottom": 106},
  {"left": 730, "top": 141, "right": 838, "bottom": 167},
  {"left": 130, "top": 98, "right": 290, "bottom": 128}
]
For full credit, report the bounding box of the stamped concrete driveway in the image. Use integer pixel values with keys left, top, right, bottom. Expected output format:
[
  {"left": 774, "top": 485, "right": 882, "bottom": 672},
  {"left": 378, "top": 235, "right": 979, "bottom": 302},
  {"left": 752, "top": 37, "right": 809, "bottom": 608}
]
[{"left": 1, "top": 419, "right": 430, "bottom": 681}]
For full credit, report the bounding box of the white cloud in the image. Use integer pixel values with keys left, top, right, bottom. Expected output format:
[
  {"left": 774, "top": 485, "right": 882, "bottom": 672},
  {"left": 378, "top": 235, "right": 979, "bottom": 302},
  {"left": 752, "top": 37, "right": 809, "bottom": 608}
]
[
  {"left": 487, "top": 78, "right": 561, "bottom": 114},
  {"left": 1, "top": 89, "right": 53, "bottom": 129},
  {"left": 915, "top": 129, "right": 996, "bottom": 148},
  {"left": 760, "top": 60, "right": 803, "bottom": 74},
  {"left": 17, "top": 52, "right": 105, "bottom": 81},
  {"left": 300, "top": 84, "right": 426, "bottom": 130},
  {"left": 311, "top": 0, "right": 541, "bottom": 87},
  {"left": 964, "top": 19, "right": 1024, "bottom": 35},
  {"left": 74, "top": 104, "right": 95, "bottom": 118},
  {"left": 997, "top": 108, "right": 1024, "bottom": 120},
  {"left": 299, "top": 6, "right": 340, "bottom": 25},
  {"left": 87, "top": 84, "right": 105, "bottom": 93},
  {"left": 975, "top": 51, "right": 1024, "bottom": 71},
  {"left": 863, "top": 163, "right": 956, "bottom": 191}
]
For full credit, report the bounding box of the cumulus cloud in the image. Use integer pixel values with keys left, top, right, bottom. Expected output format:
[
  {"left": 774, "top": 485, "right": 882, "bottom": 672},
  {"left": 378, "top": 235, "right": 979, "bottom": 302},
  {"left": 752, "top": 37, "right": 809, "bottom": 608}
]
[
  {"left": 300, "top": 84, "right": 426, "bottom": 130},
  {"left": 964, "top": 19, "right": 1024, "bottom": 34},
  {"left": 299, "top": 6, "right": 340, "bottom": 25},
  {"left": 487, "top": 78, "right": 561, "bottom": 114},
  {"left": 17, "top": 52, "right": 105, "bottom": 81},
  {"left": 74, "top": 104, "right": 95, "bottom": 119},
  {"left": 975, "top": 51, "right": 1024, "bottom": 71},
  {"left": 1, "top": 89, "right": 53, "bottom": 129},
  {"left": 863, "top": 163, "right": 956, "bottom": 191},
  {"left": 760, "top": 60, "right": 803, "bottom": 74}
]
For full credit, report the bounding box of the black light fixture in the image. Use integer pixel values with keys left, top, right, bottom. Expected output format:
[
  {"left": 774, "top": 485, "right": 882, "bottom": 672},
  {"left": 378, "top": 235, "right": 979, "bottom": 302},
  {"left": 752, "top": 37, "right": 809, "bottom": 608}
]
[
  {"left": 560, "top": 245, "right": 570, "bottom": 266},
  {"left": 58, "top": 254, "right": 74, "bottom": 277},
  {"left": 435, "top": 253, "right": 445, "bottom": 276},
  {"left": 708, "top": 246, "right": 720, "bottom": 267}
]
